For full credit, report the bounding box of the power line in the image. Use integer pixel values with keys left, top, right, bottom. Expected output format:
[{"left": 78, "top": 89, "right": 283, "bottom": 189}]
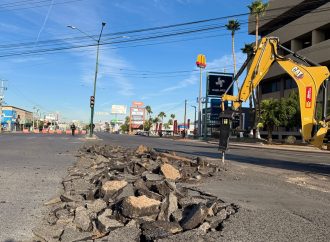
[{"left": 0, "top": 4, "right": 328, "bottom": 58}]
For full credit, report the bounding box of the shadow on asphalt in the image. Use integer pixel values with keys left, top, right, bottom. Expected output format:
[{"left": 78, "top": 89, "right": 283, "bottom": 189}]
[{"left": 155, "top": 148, "right": 330, "bottom": 177}]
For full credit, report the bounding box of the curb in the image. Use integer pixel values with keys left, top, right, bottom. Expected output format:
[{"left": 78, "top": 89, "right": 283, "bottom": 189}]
[{"left": 208, "top": 141, "right": 330, "bottom": 154}]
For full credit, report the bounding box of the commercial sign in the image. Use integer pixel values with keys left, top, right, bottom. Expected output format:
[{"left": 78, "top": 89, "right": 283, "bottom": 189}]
[
  {"left": 111, "top": 105, "right": 127, "bottom": 114},
  {"left": 207, "top": 72, "right": 234, "bottom": 97},
  {"left": 132, "top": 101, "right": 144, "bottom": 107},
  {"left": 196, "top": 54, "right": 206, "bottom": 68},
  {"left": 130, "top": 107, "right": 145, "bottom": 129}
]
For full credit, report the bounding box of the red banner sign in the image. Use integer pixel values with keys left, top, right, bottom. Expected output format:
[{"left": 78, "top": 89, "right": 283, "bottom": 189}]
[{"left": 305, "top": 86, "right": 312, "bottom": 108}]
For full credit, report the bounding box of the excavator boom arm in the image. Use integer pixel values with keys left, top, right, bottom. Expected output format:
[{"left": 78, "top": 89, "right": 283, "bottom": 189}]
[{"left": 222, "top": 37, "right": 330, "bottom": 148}]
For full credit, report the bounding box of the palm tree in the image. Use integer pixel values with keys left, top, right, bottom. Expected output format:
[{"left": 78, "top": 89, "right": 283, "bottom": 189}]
[
  {"left": 241, "top": 43, "right": 254, "bottom": 57},
  {"left": 242, "top": 43, "right": 256, "bottom": 135},
  {"left": 158, "top": 112, "right": 166, "bottom": 123},
  {"left": 152, "top": 117, "right": 160, "bottom": 124},
  {"left": 248, "top": 1, "right": 268, "bottom": 138},
  {"left": 170, "top": 114, "right": 175, "bottom": 120},
  {"left": 248, "top": 0, "right": 269, "bottom": 48},
  {"left": 225, "top": 19, "right": 241, "bottom": 91},
  {"left": 145, "top": 105, "right": 152, "bottom": 119}
]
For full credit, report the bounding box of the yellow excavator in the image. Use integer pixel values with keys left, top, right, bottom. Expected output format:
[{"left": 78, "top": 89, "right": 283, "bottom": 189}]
[{"left": 220, "top": 37, "right": 329, "bottom": 150}]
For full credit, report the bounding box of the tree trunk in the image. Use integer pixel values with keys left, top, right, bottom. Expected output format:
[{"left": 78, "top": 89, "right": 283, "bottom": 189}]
[
  {"left": 253, "top": 15, "right": 260, "bottom": 139},
  {"left": 267, "top": 126, "right": 273, "bottom": 144},
  {"left": 255, "top": 15, "right": 259, "bottom": 47},
  {"left": 232, "top": 32, "right": 238, "bottom": 91}
]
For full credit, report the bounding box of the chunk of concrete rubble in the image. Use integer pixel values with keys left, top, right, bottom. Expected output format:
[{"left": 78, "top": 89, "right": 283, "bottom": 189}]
[
  {"left": 166, "top": 192, "right": 178, "bottom": 220},
  {"left": 160, "top": 163, "right": 181, "bottom": 180},
  {"left": 180, "top": 204, "right": 208, "bottom": 230},
  {"left": 179, "top": 196, "right": 208, "bottom": 208},
  {"left": 170, "top": 209, "right": 183, "bottom": 223},
  {"left": 205, "top": 209, "right": 227, "bottom": 229},
  {"left": 157, "top": 228, "right": 206, "bottom": 242},
  {"left": 116, "top": 183, "right": 135, "bottom": 201},
  {"left": 32, "top": 224, "right": 63, "bottom": 241},
  {"left": 44, "top": 197, "right": 61, "bottom": 206},
  {"left": 60, "top": 194, "right": 83, "bottom": 203},
  {"left": 144, "top": 172, "right": 164, "bottom": 181},
  {"left": 198, "top": 222, "right": 211, "bottom": 233},
  {"left": 101, "top": 180, "right": 128, "bottom": 199},
  {"left": 136, "top": 145, "right": 149, "bottom": 155},
  {"left": 97, "top": 209, "right": 124, "bottom": 232},
  {"left": 74, "top": 206, "right": 92, "bottom": 231},
  {"left": 141, "top": 221, "right": 182, "bottom": 240},
  {"left": 121, "top": 195, "right": 161, "bottom": 218},
  {"left": 86, "top": 199, "right": 107, "bottom": 214},
  {"left": 104, "top": 222, "right": 141, "bottom": 242},
  {"left": 60, "top": 224, "right": 93, "bottom": 242},
  {"left": 137, "top": 187, "right": 163, "bottom": 201}
]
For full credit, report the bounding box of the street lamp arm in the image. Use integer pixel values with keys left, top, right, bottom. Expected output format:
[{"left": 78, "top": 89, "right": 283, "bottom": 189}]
[{"left": 67, "top": 25, "right": 99, "bottom": 42}]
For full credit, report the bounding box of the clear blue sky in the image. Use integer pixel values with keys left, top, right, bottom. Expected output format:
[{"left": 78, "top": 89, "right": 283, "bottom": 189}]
[{"left": 0, "top": 0, "right": 255, "bottom": 123}]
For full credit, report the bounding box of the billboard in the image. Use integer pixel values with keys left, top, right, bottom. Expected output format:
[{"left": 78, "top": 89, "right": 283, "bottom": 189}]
[
  {"left": 130, "top": 107, "right": 145, "bottom": 129},
  {"left": 207, "top": 72, "right": 234, "bottom": 97},
  {"left": 111, "top": 105, "right": 127, "bottom": 114}
]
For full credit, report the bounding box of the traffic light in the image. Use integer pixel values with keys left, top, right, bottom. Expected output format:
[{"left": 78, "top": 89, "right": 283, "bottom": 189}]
[{"left": 90, "top": 96, "right": 95, "bottom": 108}]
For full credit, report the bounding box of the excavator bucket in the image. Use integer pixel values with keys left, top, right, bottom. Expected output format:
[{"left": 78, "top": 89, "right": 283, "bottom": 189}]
[{"left": 310, "top": 126, "right": 329, "bottom": 149}]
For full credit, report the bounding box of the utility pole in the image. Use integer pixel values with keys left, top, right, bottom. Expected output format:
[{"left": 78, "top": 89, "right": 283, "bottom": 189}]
[
  {"left": 0, "top": 80, "right": 7, "bottom": 133},
  {"left": 183, "top": 99, "right": 187, "bottom": 138}
]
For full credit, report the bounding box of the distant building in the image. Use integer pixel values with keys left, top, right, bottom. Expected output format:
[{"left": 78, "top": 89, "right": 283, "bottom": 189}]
[
  {"left": 248, "top": 0, "right": 330, "bottom": 139},
  {"left": 1, "top": 106, "right": 33, "bottom": 131}
]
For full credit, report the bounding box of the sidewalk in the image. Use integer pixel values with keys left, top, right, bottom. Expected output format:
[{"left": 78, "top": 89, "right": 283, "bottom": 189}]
[{"left": 174, "top": 137, "right": 330, "bottom": 154}]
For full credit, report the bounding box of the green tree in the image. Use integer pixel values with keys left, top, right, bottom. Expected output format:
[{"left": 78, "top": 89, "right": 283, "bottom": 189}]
[
  {"left": 248, "top": 0, "right": 269, "bottom": 47},
  {"left": 163, "top": 123, "right": 170, "bottom": 129},
  {"left": 145, "top": 105, "right": 153, "bottom": 119},
  {"left": 168, "top": 113, "right": 175, "bottom": 126},
  {"left": 120, "top": 116, "right": 130, "bottom": 133},
  {"left": 259, "top": 99, "right": 281, "bottom": 143},
  {"left": 285, "top": 91, "right": 301, "bottom": 130},
  {"left": 226, "top": 19, "right": 241, "bottom": 90},
  {"left": 260, "top": 96, "right": 299, "bottom": 143},
  {"left": 153, "top": 117, "right": 160, "bottom": 124},
  {"left": 241, "top": 43, "right": 254, "bottom": 57},
  {"left": 144, "top": 118, "right": 152, "bottom": 131},
  {"left": 158, "top": 112, "right": 166, "bottom": 123}
]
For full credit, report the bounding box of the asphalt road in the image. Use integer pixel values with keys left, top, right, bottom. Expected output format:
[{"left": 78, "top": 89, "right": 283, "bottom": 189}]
[
  {"left": 0, "top": 133, "right": 85, "bottom": 241},
  {"left": 0, "top": 132, "right": 329, "bottom": 241}
]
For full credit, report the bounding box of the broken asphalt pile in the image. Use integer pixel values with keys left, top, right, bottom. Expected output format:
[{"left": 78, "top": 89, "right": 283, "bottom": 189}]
[{"left": 33, "top": 144, "right": 239, "bottom": 241}]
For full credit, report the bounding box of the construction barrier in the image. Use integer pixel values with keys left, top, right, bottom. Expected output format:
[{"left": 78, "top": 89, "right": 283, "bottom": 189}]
[
  {"left": 56, "top": 130, "right": 63, "bottom": 134},
  {"left": 34, "top": 129, "right": 40, "bottom": 133},
  {"left": 42, "top": 129, "right": 48, "bottom": 134},
  {"left": 81, "top": 130, "right": 87, "bottom": 135},
  {"left": 49, "top": 130, "right": 55, "bottom": 134},
  {"left": 66, "top": 130, "right": 71, "bottom": 134},
  {"left": 75, "top": 130, "right": 79, "bottom": 135},
  {"left": 23, "top": 129, "right": 29, "bottom": 133}
]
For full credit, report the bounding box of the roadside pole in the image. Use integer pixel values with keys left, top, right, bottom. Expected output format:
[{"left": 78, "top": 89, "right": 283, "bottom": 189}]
[
  {"left": 184, "top": 99, "right": 187, "bottom": 138},
  {"left": 196, "top": 54, "right": 206, "bottom": 138},
  {"left": 0, "top": 80, "right": 7, "bottom": 133}
]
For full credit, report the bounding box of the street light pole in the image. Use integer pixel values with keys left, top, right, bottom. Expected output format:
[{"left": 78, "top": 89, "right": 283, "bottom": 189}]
[
  {"left": 90, "top": 22, "right": 106, "bottom": 137},
  {"left": 198, "top": 67, "right": 202, "bottom": 137},
  {"left": 68, "top": 22, "right": 106, "bottom": 137}
]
